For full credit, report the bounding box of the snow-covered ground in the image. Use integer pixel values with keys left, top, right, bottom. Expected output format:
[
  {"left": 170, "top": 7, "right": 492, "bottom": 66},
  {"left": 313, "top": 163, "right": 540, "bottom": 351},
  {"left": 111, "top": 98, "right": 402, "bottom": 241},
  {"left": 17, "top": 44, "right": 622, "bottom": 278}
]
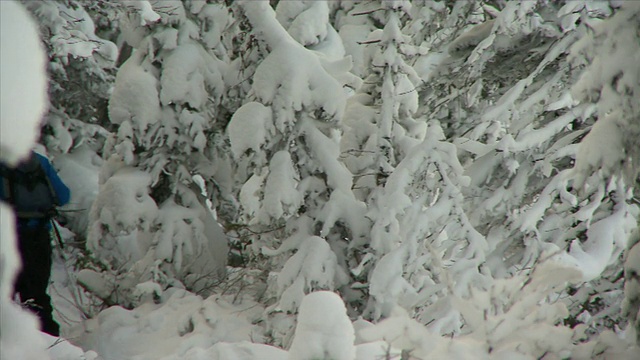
[
  {"left": 45, "top": 256, "right": 396, "bottom": 360},
  {"left": 47, "top": 252, "right": 273, "bottom": 360},
  {"left": 42, "top": 253, "right": 640, "bottom": 360}
]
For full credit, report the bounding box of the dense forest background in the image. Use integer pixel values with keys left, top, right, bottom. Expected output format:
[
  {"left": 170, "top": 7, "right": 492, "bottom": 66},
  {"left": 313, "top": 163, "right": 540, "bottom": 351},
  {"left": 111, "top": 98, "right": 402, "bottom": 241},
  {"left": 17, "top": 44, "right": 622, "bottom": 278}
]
[{"left": 2, "top": 0, "right": 639, "bottom": 359}]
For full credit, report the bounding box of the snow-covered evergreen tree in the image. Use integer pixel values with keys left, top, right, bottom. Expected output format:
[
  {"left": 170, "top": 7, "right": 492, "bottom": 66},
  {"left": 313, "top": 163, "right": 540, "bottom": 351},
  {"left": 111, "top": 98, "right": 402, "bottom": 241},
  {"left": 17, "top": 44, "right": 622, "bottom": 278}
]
[
  {"left": 335, "top": 0, "right": 639, "bottom": 344},
  {"left": 565, "top": 0, "right": 640, "bottom": 339},
  {"left": 403, "top": 0, "right": 639, "bottom": 344},
  {"left": 227, "top": 0, "right": 367, "bottom": 346},
  {"left": 21, "top": 0, "right": 118, "bottom": 237},
  {"left": 9, "top": 1, "right": 637, "bottom": 358},
  {"left": 336, "top": 0, "right": 422, "bottom": 319},
  {"left": 22, "top": 0, "right": 118, "bottom": 126},
  {"left": 84, "top": 0, "right": 232, "bottom": 307}
]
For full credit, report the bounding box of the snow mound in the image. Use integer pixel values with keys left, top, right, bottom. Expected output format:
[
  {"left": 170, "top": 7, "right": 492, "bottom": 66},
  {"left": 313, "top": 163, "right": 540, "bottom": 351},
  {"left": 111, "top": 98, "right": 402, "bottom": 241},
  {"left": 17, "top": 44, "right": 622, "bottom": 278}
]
[
  {"left": 170, "top": 341, "right": 287, "bottom": 360},
  {"left": 74, "top": 289, "right": 266, "bottom": 360},
  {"left": 289, "top": 291, "right": 356, "bottom": 360}
]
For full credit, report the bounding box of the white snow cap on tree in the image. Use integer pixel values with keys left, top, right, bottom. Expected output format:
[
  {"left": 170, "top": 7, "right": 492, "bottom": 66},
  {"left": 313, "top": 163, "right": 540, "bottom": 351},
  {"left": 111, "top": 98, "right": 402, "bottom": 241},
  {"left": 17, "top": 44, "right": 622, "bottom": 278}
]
[
  {"left": 288, "top": 291, "right": 355, "bottom": 360},
  {"left": 228, "top": 102, "right": 272, "bottom": 159},
  {"left": 108, "top": 51, "right": 161, "bottom": 132},
  {"left": 276, "top": 0, "right": 330, "bottom": 47}
]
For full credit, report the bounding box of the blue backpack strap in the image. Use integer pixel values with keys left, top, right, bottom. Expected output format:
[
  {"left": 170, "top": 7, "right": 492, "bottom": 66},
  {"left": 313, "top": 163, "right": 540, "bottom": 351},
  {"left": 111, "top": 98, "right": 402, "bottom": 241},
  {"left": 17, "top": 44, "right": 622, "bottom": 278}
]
[
  {"left": 15, "top": 157, "right": 49, "bottom": 219},
  {"left": 0, "top": 163, "right": 11, "bottom": 202}
]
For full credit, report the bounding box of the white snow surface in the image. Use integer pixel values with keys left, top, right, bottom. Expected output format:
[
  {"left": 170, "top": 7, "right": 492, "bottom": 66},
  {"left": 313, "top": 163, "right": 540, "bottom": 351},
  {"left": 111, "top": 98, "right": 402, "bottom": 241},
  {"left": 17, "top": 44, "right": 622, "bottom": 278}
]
[{"left": 172, "top": 341, "right": 287, "bottom": 360}]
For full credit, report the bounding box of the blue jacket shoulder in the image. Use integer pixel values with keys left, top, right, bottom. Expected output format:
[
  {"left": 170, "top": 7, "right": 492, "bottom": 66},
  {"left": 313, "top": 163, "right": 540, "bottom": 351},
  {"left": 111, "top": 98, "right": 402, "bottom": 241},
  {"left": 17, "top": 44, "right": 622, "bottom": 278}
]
[{"left": 35, "top": 153, "right": 71, "bottom": 206}]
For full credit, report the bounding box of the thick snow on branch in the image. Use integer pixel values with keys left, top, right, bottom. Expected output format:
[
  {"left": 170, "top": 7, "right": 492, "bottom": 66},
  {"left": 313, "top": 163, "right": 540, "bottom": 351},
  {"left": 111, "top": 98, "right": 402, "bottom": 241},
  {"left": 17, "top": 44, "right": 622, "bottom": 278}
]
[
  {"left": 160, "top": 43, "right": 224, "bottom": 110},
  {"left": 448, "top": 20, "right": 495, "bottom": 56},
  {"left": 228, "top": 102, "right": 272, "bottom": 160},
  {"left": 252, "top": 41, "right": 346, "bottom": 129},
  {"left": 276, "top": 1, "right": 330, "bottom": 47},
  {"left": 109, "top": 52, "right": 161, "bottom": 132},
  {"left": 241, "top": 1, "right": 294, "bottom": 50},
  {"left": 275, "top": 236, "right": 347, "bottom": 313},
  {"left": 88, "top": 164, "right": 158, "bottom": 267}
]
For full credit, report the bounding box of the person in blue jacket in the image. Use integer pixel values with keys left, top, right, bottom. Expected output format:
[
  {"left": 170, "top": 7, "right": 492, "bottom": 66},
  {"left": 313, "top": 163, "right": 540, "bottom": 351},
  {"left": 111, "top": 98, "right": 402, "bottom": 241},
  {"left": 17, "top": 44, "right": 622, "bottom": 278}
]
[{"left": 0, "top": 151, "right": 70, "bottom": 336}]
